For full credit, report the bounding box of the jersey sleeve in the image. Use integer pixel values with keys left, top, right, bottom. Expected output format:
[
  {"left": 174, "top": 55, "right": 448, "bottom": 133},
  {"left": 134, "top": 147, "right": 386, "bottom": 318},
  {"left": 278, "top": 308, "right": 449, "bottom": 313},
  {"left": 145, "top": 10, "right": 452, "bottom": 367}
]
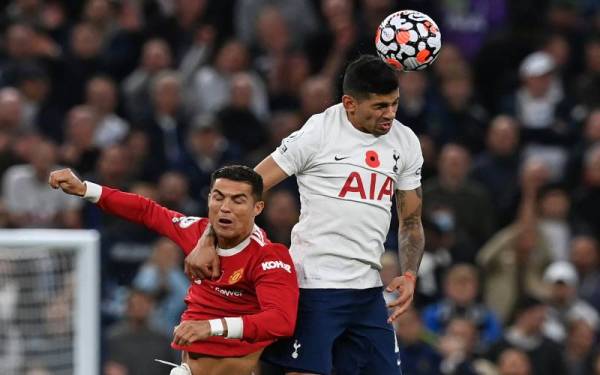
[
  {"left": 241, "top": 243, "right": 299, "bottom": 342},
  {"left": 270, "top": 116, "right": 323, "bottom": 176},
  {"left": 94, "top": 184, "right": 205, "bottom": 253},
  {"left": 396, "top": 128, "right": 424, "bottom": 191}
]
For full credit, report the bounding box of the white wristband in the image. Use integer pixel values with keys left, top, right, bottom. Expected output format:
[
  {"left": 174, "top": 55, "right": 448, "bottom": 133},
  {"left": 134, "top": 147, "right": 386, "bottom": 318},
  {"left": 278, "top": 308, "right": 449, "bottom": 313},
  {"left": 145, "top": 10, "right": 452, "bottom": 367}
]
[
  {"left": 208, "top": 319, "right": 224, "bottom": 336},
  {"left": 83, "top": 181, "right": 102, "bottom": 203},
  {"left": 224, "top": 317, "right": 243, "bottom": 339}
]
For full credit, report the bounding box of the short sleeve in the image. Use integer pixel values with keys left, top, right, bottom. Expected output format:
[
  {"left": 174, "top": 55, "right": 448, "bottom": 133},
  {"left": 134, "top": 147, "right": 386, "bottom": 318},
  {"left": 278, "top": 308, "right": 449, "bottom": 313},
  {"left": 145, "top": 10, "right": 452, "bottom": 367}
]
[
  {"left": 396, "top": 129, "right": 423, "bottom": 191},
  {"left": 271, "top": 117, "right": 323, "bottom": 176}
]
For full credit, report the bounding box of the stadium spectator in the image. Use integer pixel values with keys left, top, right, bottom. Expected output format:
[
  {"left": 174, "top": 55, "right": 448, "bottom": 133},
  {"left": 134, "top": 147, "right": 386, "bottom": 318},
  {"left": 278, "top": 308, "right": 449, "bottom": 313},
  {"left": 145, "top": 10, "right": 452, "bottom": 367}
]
[
  {"left": 234, "top": 0, "right": 318, "bottom": 50},
  {"left": 395, "top": 70, "right": 431, "bottom": 136},
  {"left": 244, "top": 110, "right": 301, "bottom": 167},
  {"left": 569, "top": 235, "right": 600, "bottom": 313},
  {"left": 564, "top": 319, "right": 598, "bottom": 375},
  {"left": 537, "top": 184, "right": 572, "bottom": 261},
  {"left": 15, "top": 62, "right": 61, "bottom": 140},
  {"left": 422, "top": 264, "right": 502, "bottom": 349},
  {"left": 395, "top": 306, "right": 442, "bottom": 375},
  {"left": 133, "top": 238, "right": 188, "bottom": 336},
  {"left": 0, "top": 87, "right": 25, "bottom": 134},
  {"left": 414, "top": 215, "right": 453, "bottom": 308},
  {"left": 260, "top": 189, "right": 299, "bottom": 247},
  {"left": 572, "top": 144, "right": 600, "bottom": 240},
  {"left": 2, "top": 138, "right": 81, "bottom": 228},
  {"left": 471, "top": 115, "right": 522, "bottom": 228},
  {"left": 428, "top": 64, "right": 489, "bottom": 154},
  {"left": 502, "top": 51, "right": 572, "bottom": 179},
  {"left": 298, "top": 75, "right": 336, "bottom": 122},
  {"left": 84, "top": 76, "right": 129, "bottom": 148},
  {"left": 122, "top": 38, "right": 173, "bottom": 123},
  {"left": 156, "top": 171, "right": 200, "bottom": 216},
  {"left": 565, "top": 109, "right": 600, "bottom": 190},
  {"left": 59, "top": 105, "right": 101, "bottom": 176},
  {"left": 177, "top": 114, "right": 241, "bottom": 206},
  {"left": 573, "top": 36, "right": 600, "bottom": 114},
  {"left": 477, "top": 160, "right": 553, "bottom": 322},
  {"left": 486, "top": 295, "right": 566, "bottom": 375},
  {"left": 542, "top": 261, "right": 599, "bottom": 343},
  {"left": 424, "top": 143, "right": 495, "bottom": 261},
  {"left": 189, "top": 40, "right": 268, "bottom": 120},
  {"left": 436, "top": 318, "right": 481, "bottom": 375},
  {"left": 140, "top": 70, "right": 189, "bottom": 173},
  {"left": 55, "top": 22, "right": 107, "bottom": 110},
  {"left": 496, "top": 348, "right": 532, "bottom": 375},
  {"left": 217, "top": 72, "right": 268, "bottom": 154},
  {"left": 104, "top": 288, "right": 176, "bottom": 375}
]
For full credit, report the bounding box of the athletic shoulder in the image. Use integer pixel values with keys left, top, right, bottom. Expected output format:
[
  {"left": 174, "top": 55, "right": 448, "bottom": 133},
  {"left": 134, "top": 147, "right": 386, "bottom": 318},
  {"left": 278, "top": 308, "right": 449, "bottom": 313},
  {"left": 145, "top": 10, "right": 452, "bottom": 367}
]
[
  {"left": 303, "top": 103, "right": 344, "bottom": 132},
  {"left": 391, "top": 119, "right": 418, "bottom": 139}
]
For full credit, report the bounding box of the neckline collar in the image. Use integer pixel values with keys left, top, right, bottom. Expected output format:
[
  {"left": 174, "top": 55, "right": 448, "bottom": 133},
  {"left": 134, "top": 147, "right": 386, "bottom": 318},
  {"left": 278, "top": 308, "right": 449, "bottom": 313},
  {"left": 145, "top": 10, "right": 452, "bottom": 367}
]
[{"left": 217, "top": 236, "right": 251, "bottom": 257}]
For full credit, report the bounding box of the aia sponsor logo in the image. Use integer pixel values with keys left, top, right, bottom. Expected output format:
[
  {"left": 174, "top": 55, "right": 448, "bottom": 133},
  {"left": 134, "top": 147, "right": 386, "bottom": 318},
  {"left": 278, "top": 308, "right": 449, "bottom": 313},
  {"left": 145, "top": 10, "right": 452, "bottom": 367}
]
[
  {"left": 338, "top": 172, "right": 393, "bottom": 200},
  {"left": 261, "top": 260, "right": 292, "bottom": 273}
]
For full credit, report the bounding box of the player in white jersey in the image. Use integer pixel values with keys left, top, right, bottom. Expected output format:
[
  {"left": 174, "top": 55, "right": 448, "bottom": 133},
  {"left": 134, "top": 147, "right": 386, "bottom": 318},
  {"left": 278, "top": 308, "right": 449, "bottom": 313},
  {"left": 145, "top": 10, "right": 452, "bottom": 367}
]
[{"left": 186, "top": 55, "right": 425, "bottom": 375}]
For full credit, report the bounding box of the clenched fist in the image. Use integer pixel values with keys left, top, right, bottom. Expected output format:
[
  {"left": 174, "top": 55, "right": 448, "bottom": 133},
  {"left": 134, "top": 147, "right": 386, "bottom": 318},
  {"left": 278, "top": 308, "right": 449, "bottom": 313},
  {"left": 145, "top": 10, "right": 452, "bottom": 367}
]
[{"left": 48, "top": 168, "right": 86, "bottom": 197}]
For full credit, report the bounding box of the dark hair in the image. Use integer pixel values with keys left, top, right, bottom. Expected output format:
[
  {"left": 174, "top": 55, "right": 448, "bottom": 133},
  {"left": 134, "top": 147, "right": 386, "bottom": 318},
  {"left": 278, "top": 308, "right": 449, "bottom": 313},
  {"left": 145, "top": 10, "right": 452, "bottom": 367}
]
[
  {"left": 210, "top": 165, "right": 263, "bottom": 201},
  {"left": 342, "top": 55, "right": 399, "bottom": 99}
]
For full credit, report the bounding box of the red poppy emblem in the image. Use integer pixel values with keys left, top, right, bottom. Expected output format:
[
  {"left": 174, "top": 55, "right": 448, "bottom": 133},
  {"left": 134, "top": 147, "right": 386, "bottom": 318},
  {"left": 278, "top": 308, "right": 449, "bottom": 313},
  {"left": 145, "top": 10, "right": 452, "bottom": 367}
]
[{"left": 365, "top": 150, "right": 380, "bottom": 168}]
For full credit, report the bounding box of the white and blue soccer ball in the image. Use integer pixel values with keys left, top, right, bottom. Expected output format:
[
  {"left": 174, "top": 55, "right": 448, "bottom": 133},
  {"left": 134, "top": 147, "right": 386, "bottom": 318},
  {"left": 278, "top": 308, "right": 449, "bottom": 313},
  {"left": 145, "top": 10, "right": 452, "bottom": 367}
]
[{"left": 375, "top": 10, "right": 442, "bottom": 71}]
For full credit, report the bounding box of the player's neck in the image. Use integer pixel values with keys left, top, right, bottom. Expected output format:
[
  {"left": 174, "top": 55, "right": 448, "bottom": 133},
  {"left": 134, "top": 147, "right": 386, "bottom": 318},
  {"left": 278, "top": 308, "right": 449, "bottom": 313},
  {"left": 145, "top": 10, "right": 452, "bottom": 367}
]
[
  {"left": 346, "top": 112, "right": 369, "bottom": 134},
  {"left": 216, "top": 228, "right": 253, "bottom": 249}
]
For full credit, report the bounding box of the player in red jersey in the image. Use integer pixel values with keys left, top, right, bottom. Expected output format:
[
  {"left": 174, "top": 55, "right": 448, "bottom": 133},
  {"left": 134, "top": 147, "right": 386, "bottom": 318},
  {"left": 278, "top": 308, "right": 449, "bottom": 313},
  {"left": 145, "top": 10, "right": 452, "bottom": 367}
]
[{"left": 49, "top": 165, "right": 299, "bottom": 375}]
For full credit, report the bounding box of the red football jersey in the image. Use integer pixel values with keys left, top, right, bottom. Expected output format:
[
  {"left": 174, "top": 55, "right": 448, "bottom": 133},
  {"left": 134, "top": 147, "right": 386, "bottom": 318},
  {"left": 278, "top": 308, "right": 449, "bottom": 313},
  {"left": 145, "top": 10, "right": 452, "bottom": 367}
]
[{"left": 95, "top": 186, "right": 299, "bottom": 356}]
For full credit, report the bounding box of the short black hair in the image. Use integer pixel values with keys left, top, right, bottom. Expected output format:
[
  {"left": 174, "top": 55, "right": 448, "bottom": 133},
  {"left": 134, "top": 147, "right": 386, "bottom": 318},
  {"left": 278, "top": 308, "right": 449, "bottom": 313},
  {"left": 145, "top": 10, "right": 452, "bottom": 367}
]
[
  {"left": 210, "top": 165, "right": 263, "bottom": 201},
  {"left": 342, "top": 55, "right": 399, "bottom": 99}
]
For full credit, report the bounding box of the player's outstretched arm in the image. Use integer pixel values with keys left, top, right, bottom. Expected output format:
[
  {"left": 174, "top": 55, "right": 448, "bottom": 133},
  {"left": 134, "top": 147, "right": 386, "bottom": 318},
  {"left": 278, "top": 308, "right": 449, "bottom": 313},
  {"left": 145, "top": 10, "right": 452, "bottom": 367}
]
[
  {"left": 49, "top": 168, "right": 199, "bottom": 251},
  {"left": 386, "top": 187, "right": 424, "bottom": 322}
]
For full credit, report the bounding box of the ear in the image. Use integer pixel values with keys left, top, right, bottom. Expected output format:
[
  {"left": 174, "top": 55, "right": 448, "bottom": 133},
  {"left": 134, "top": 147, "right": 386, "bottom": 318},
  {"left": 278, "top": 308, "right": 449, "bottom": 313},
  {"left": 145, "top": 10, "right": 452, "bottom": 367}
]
[
  {"left": 342, "top": 94, "right": 357, "bottom": 113},
  {"left": 254, "top": 200, "right": 265, "bottom": 216}
]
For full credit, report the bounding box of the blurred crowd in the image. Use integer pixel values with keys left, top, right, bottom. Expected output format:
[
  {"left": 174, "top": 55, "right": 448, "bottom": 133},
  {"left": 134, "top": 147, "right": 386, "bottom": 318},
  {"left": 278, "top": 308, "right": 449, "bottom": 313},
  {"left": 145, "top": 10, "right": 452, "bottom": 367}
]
[{"left": 0, "top": 0, "right": 599, "bottom": 374}]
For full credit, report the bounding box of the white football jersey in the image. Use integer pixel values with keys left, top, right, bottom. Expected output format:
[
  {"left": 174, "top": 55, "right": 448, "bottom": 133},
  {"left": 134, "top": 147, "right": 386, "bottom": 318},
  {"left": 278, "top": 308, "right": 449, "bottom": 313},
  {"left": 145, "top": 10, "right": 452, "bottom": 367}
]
[{"left": 271, "top": 103, "right": 423, "bottom": 289}]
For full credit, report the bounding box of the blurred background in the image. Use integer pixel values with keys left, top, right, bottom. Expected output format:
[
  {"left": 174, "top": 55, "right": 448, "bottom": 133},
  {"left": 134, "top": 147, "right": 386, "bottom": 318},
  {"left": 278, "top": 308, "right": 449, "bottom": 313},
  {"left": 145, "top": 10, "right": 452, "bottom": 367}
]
[{"left": 0, "top": 0, "right": 599, "bottom": 374}]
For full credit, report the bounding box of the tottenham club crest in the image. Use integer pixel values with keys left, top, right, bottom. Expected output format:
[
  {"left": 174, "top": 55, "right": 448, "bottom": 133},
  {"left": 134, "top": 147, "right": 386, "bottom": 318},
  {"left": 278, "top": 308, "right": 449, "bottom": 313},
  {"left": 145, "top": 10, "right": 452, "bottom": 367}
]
[{"left": 392, "top": 150, "right": 400, "bottom": 173}]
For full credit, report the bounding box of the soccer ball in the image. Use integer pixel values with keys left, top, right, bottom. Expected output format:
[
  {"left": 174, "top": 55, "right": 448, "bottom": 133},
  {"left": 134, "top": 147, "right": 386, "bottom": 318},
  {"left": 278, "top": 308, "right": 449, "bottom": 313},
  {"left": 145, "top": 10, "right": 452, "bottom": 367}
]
[{"left": 375, "top": 10, "right": 442, "bottom": 71}]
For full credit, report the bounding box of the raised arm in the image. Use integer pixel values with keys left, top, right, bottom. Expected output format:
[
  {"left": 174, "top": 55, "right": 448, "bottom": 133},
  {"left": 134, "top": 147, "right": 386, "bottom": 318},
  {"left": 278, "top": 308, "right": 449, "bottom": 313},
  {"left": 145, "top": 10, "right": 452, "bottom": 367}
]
[
  {"left": 386, "top": 186, "right": 425, "bottom": 322},
  {"left": 254, "top": 155, "right": 289, "bottom": 192},
  {"left": 49, "top": 168, "right": 200, "bottom": 250}
]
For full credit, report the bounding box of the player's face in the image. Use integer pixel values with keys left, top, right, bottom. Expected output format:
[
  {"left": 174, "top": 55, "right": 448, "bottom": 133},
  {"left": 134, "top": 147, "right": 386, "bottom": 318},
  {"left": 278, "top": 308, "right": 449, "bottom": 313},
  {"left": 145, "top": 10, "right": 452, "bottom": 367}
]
[
  {"left": 208, "top": 178, "right": 264, "bottom": 248},
  {"left": 343, "top": 90, "right": 399, "bottom": 136}
]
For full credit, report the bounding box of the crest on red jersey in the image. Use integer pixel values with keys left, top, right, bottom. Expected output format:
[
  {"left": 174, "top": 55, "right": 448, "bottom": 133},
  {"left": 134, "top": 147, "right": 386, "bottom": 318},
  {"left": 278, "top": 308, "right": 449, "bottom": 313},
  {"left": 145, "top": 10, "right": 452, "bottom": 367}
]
[{"left": 228, "top": 268, "right": 244, "bottom": 284}]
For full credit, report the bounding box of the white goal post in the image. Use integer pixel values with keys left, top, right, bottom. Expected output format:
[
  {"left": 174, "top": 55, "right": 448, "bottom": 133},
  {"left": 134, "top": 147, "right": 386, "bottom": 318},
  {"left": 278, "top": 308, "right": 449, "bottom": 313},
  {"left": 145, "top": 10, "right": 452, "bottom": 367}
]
[{"left": 0, "top": 229, "right": 100, "bottom": 375}]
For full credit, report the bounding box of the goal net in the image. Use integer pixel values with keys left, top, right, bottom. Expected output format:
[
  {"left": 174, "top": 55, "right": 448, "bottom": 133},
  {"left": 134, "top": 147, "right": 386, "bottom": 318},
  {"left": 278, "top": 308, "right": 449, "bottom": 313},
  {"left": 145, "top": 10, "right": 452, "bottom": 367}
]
[{"left": 0, "top": 230, "right": 100, "bottom": 375}]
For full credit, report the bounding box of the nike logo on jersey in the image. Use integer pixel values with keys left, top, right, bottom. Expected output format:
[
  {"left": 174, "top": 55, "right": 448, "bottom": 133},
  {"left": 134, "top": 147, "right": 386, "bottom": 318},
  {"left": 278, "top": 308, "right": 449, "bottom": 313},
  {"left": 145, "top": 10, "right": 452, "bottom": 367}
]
[{"left": 334, "top": 155, "right": 350, "bottom": 161}]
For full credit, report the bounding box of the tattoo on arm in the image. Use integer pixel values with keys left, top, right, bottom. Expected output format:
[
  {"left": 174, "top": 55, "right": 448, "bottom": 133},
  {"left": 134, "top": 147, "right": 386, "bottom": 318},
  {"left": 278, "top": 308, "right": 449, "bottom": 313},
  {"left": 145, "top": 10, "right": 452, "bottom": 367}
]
[{"left": 397, "top": 187, "right": 425, "bottom": 275}]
